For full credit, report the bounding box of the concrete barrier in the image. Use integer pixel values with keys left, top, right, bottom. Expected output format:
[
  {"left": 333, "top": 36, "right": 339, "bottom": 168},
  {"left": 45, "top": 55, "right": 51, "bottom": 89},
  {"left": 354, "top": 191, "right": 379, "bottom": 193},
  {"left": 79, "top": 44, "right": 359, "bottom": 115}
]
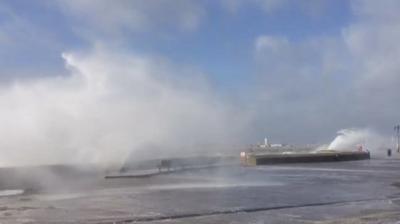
[
  {"left": 241, "top": 151, "right": 370, "bottom": 166},
  {"left": 106, "top": 156, "right": 238, "bottom": 179}
]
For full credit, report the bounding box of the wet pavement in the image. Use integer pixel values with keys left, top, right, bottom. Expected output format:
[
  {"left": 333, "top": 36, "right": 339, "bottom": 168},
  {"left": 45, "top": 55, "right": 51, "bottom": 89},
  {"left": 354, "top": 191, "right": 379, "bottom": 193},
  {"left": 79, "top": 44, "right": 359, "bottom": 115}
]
[{"left": 0, "top": 159, "right": 400, "bottom": 223}]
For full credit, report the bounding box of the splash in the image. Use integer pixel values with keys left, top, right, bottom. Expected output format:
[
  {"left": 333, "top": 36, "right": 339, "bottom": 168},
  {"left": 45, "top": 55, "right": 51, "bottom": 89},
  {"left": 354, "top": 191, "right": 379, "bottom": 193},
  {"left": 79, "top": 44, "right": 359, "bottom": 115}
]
[
  {"left": 0, "top": 48, "right": 248, "bottom": 168},
  {"left": 328, "top": 128, "right": 388, "bottom": 155}
]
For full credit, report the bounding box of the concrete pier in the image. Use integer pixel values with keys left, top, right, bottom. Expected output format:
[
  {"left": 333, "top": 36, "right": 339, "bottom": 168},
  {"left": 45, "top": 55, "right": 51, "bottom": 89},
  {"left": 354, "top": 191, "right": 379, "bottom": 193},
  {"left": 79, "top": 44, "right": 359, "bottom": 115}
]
[{"left": 241, "top": 151, "right": 370, "bottom": 166}]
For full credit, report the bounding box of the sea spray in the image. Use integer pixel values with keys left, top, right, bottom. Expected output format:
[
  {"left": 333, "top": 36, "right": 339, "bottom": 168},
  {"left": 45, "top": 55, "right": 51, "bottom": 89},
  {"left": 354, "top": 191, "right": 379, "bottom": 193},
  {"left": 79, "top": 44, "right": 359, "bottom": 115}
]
[{"left": 328, "top": 128, "right": 388, "bottom": 156}]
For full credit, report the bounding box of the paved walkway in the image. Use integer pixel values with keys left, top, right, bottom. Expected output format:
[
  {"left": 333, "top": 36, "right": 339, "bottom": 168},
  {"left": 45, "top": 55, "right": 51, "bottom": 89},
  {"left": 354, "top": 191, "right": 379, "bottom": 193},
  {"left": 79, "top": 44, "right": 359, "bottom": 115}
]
[{"left": 0, "top": 159, "right": 400, "bottom": 223}]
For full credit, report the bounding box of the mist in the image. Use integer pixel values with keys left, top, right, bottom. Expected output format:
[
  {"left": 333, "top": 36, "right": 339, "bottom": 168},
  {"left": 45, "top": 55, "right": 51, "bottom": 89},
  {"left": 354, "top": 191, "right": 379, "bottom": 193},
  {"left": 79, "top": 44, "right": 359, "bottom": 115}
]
[{"left": 0, "top": 48, "right": 249, "bottom": 168}]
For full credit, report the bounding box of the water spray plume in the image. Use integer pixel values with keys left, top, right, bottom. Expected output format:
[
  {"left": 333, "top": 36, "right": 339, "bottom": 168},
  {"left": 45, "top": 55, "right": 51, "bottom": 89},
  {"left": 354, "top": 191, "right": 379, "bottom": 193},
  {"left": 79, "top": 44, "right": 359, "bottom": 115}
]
[
  {"left": 0, "top": 48, "right": 248, "bottom": 168},
  {"left": 328, "top": 128, "right": 388, "bottom": 156}
]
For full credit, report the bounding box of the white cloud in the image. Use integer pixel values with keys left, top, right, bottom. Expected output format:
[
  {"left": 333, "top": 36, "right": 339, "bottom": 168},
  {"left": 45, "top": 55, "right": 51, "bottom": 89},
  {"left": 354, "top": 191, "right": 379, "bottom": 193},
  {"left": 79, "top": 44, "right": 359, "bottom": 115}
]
[
  {"left": 253, "top": 0, "right": 400, "bottom": 141},
  {"left": 255, "top": 35, "right": 290, "bottom": 53},
  {"left": 351, "top": 0, "right": 400, "bottom": 20},
  {"left": 341, "top": 1, "right": 400, "bottom": 122}
]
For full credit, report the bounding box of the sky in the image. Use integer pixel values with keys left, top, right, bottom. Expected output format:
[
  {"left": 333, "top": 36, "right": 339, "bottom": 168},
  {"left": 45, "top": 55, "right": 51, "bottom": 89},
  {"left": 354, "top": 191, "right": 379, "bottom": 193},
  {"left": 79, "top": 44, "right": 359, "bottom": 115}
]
[{"left": 0, "top": 0, "right": 399, "bottom": 166}]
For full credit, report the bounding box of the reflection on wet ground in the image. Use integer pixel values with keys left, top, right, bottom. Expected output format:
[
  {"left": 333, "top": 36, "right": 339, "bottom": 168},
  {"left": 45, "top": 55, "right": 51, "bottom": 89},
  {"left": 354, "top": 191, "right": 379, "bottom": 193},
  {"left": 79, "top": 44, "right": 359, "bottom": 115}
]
[{"left": 0, "top": 159, "right": 399, "bottom": 223}]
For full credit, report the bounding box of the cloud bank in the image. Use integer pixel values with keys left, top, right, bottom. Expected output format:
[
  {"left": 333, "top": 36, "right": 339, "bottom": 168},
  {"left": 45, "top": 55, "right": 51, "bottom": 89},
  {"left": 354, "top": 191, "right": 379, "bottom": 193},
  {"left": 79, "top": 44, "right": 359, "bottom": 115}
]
[{"left": 252, "top": 0, "right": 400, "bottom": 142}]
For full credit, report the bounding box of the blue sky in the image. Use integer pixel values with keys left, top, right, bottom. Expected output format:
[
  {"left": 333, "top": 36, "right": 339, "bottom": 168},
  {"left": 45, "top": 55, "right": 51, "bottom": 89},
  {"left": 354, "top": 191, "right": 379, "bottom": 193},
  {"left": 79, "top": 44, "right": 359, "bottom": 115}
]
[
  {"left": 0, "top": 0, "right": 351, "bottom": 87},
  {"left": 0, "top": 0, "right": 400, "bottom": 164}
]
